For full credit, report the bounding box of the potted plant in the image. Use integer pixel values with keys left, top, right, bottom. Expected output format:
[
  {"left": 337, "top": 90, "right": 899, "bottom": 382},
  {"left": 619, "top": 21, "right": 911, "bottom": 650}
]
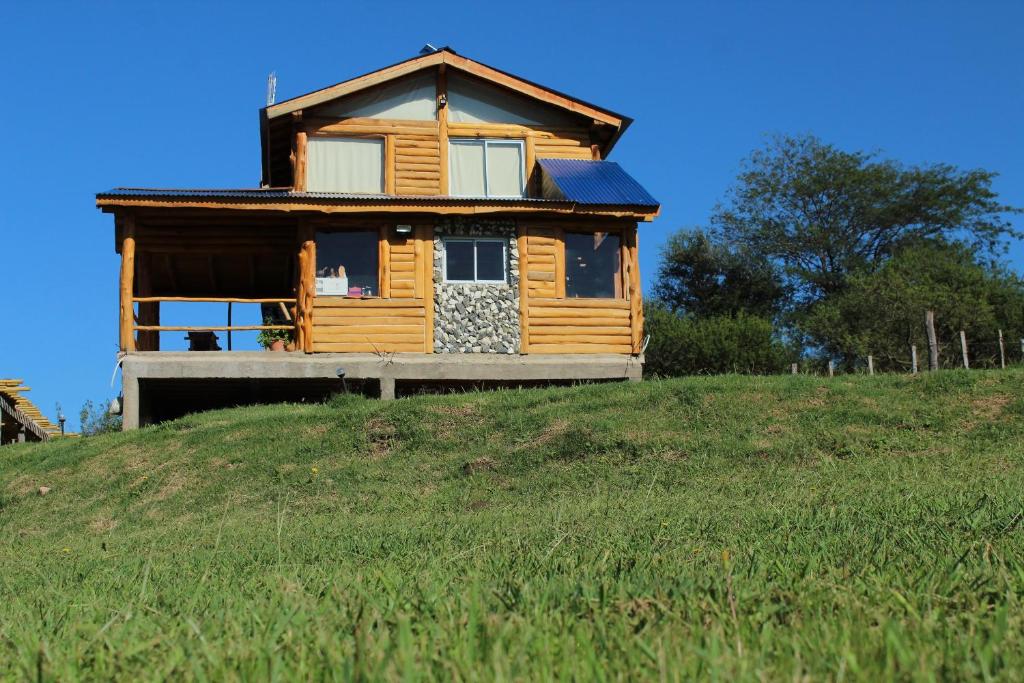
[{"left": 257, "top": 317, "right": 293, "bottom": 352}]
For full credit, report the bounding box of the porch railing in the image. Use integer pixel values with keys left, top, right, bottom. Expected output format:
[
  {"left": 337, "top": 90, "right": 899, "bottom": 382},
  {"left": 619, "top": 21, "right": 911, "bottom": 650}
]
[{"left": 129, "top": 297, "right": 297, "bottom": 352}]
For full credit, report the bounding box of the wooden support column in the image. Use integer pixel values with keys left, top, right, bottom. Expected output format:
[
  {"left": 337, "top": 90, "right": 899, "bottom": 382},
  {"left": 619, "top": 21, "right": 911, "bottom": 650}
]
[
  {"left": 385, "top": 134, "right": 396, "bottom": 194},
  {"left": 437, "top": 65, "right": 449, "bottom": 195},
  {"left": 517, "top": 228, "right": 530, "bottom": 354},
  {"left": 525, "top": 135, "right": 536, "bottom": 196},
  {"left": 626, "top": 226, "right": 643, "bottom": 354},
  {"left": 296, "top": 220, "right": 316, "bottom": 353},
  {"left": 416, "top": 225, "right": 435, "bottom": 353},
  {"left": 379, "top": 225, "right": 392, "bottom": 299},
  {"left": 119, "top": 215, "right": 137, "bottom": 352},
  {"left": 291, "top": 114, "right": 307, "bottom": 191},
  {"left": 554, "top": 227, "right": 566, "bottom": 299}
]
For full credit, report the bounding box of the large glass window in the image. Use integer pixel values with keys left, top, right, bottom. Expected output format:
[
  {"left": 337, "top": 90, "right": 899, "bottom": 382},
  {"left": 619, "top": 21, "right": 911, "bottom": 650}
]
[
  {"left": 316, "top": 230, "right": 379, "bottom": 297},
  {"left": 565, "top": 232, "right": 622, "bottom": 299},
  {"left": 449, "top": 139, "right": 524, "bottom": 198},
  {"left": 306, "top": 137, "right": 384, "bottom": 193},
  {"left": 443, "top": 239, "right": 507, "bottom": 283}
]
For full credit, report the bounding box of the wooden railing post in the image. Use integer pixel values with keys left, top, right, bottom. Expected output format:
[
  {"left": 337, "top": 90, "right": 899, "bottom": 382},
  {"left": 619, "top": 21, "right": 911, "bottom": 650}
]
[
  {"left": 297, "top": 220, "right": 316, "bottom": 353},
  {"left": 119, "top": 215, "right": 137, "bottom": 352}
]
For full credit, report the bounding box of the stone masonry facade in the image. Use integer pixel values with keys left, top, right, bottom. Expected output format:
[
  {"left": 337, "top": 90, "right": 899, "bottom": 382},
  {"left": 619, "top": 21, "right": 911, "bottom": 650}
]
[{"left": 433, "top": 218, "right": 520, "bottom": 353}]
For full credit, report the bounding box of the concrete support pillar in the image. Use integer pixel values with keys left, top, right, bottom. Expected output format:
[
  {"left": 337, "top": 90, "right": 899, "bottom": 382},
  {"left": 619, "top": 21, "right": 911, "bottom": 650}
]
[
  {"left": 122, "top": 367, "right": 140, "bottom": 430},
  {"left": 17, "top": 427, "right": 26, "bottom": 443},
  {"left": 379, "top": 377, "right": 396, "bottom": 400}
]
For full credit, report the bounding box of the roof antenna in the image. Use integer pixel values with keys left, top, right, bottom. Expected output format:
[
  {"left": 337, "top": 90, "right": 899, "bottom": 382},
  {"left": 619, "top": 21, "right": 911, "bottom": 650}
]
[
  {"left": 265, "top": 71, "right": 277, "bottom": 106},
  {"left": 419, "top": 43, "right": 438, "bottom": 55}
]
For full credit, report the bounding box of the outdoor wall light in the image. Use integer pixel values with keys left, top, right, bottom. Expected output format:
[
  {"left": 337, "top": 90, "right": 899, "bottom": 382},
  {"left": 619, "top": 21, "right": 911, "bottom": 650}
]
[{"left": 395, "top": 224, "right": 413, "bottom": 235}]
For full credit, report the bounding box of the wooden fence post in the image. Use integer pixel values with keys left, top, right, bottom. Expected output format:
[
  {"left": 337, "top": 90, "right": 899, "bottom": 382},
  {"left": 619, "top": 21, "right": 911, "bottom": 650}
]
[
  {"left": 959, "top": 330, "right": 969, "bottom": 369},
  {"left": 867, "top": 355, "right": 874, "bottom": 375},
  {"left": 925, "top": 310, "right": 939, "bottom": 371},
  {"left": 791, "top": 363, "right": 798, "bottom": 375},
  {"left": 828, "top": 360, "right": 834, "bottom": 377},
  {"left": 911, "top": 345, "right": 918, "bottom": 374},
  {"left": 998, "top": 329, "right": 1006, "bottom": 369}
]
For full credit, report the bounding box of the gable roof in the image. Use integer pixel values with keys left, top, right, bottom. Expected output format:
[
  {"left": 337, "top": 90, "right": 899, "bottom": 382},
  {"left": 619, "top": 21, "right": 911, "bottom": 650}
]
[{"left": 263, "top": 47, "right": 631, "bottom": 133}]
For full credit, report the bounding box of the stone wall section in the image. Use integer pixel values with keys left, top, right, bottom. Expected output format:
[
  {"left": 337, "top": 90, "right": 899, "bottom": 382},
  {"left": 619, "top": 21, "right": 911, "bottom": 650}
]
[{"left": 433, "top": 218, "right": 520, "bottom": 353}]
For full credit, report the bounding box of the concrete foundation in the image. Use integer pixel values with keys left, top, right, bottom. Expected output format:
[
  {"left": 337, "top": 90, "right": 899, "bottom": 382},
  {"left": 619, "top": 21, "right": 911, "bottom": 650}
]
[{"left": 120, "top": 352, "right": 643, "bottom": 429}]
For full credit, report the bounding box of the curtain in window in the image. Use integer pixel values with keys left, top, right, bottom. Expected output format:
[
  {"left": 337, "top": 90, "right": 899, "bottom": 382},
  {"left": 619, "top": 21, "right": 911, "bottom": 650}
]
[
  {"left": 450, "top": 141, "right": 486, "bottom": 196},
  {"left": 306, "top": 138, "right": 384, "bottom": 193},
  {"left": 486, "top": 143, "right": 523, "bottom": 197}
]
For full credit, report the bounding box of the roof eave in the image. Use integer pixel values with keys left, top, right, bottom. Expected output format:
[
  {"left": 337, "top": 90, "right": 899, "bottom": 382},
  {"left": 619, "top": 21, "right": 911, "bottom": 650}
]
[{"left": 95, "top": 194, "right": 658, "bottom": 221}]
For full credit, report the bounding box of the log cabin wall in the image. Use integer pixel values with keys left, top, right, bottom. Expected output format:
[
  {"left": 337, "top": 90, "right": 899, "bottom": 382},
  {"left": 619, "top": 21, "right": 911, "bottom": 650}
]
[
  {"left": 309, "top": 221, "right": 434, "bottom": 353},
  {"left": 519, "top": 223, "right": 641, "bottom": 355}
]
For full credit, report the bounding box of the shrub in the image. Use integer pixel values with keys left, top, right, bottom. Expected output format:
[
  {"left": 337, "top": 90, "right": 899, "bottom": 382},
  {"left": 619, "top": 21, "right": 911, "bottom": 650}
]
[{"left": 644, "top": 302, "right": 791, "bottom": 376}]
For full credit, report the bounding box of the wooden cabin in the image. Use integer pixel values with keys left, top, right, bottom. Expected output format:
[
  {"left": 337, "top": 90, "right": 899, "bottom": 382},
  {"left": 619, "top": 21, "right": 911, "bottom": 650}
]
[{"left": 96, "top": 47, "right": 660, "bottom": 428}]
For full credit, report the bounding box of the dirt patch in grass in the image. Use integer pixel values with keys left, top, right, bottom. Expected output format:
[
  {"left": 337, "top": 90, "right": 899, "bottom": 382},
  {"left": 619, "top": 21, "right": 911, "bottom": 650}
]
[
  {"left": 517, "top": 419, "right": 570, "bottom": 450},
  {"left": 89, "top": 516, "right": 118, "bottom": 534},
  {"left": 462, "top": 457, "right": 497, "bottom": 476},
  {"left": 429, "top": 404, "right": 483, "bottom": 439},
  {"left": 153, "top": 472, "right": 188, "bottom": 501},
  {"left": 431, "top": 404, "right": 480, "bottom": 417},
  {"left": 366, "top": 418, "right": 397, "bottom": 459},
  {"left": 962, "top": 394, "right": 1012, "bottom": 430}
]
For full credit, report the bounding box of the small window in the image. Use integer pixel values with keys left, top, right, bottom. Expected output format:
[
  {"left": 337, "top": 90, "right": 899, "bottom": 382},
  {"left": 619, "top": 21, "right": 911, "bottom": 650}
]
[
  {"left": 449, "top": 139, "right": 524, "bottom": 198},
  {"left": 565, "top": 232, "right": 622, "bottom": 299},
  {"left": 444, "top": 239, "right": 507, "bottom": 283},
  {"left": 306, "top": 137, "right": 384, "bottom": 193},
  {"left": 316, "top": 230, "right": 380, "bottom": 297}
]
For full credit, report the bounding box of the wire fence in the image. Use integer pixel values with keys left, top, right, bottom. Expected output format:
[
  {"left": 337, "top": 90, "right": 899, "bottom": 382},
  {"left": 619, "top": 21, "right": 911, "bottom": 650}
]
[{"left": 796, "top": 310, "right": 1020, "bottom": 376}]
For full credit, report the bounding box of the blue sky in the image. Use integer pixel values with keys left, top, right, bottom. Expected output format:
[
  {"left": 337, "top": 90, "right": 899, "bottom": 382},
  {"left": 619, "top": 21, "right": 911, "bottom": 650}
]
[{"left": 2, "top": 1, "right": 1021, "bottom": 430}]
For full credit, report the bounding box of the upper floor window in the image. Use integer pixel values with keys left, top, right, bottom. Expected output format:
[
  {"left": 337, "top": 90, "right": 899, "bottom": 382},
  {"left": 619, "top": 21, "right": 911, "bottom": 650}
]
[
  {"left": 307, "top": 137, "right": 384, "bottom": 193},
  {"left": 449, "top": 139, "right": 524, "bottom": 198},
  {"left": 565, "top": 232, "right": 622, "bottom": 299}
]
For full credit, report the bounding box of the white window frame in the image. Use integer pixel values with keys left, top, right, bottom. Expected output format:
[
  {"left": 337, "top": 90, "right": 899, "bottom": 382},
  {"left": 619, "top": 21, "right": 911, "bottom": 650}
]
[
  {"left": 442, "top": 238, "right": 508, "bottom": 284},
  {"left": 448, "top": 138, "right": 526, "bottom": 198}
]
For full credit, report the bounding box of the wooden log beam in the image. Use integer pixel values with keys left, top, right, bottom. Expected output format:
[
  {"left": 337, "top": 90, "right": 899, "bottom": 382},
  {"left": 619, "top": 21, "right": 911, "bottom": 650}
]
[
  {"left": 437, "top": 65, "right": 449, "bottom": 195},
  {"left": 133, "top": 325, "right": 292, "bottom": 332},
  {"left": 132, "top": 296, "right": 296, "bottom": 303},
  {"left": 119, "top": 215, "right": 137, "bottom": 352}
]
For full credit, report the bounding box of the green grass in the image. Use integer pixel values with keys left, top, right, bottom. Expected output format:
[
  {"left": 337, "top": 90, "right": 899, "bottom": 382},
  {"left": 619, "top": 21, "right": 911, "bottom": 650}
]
[{"left": 2, "top": 370, "right": 1023, "bottom": 681}]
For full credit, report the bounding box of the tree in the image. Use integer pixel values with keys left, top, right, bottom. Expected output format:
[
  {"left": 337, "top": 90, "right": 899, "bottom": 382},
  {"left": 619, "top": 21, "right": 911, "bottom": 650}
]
[
  {"left": 80, "top": 399, "right": 122, "bottom": 436},
  {"left": 644, "top": 302, "right": 792, "bottom": 376},
  {"left": 801, "top": 240, "right": 1024, "bottom": 369},
  {"left": 653, "top": 229, "right": 786, "bottom": 318},
  {"left": 713, "top": 134, "right": 1020, "bottom": 301}
]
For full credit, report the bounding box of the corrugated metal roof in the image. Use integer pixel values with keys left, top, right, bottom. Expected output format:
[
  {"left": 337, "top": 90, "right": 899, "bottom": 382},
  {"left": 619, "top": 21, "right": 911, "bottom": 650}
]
[
  {"left": 538, "top": 159, "right": 659, "bottom": 208},
  {"left": 97, "top": 188, "right": 559, "bottom": 203}
]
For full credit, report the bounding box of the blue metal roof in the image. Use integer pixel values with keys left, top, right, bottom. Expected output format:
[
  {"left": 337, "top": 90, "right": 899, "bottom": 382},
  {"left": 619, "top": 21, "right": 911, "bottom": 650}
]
[{"left": 538, "top": 159, "right": 659, "bottom": 208}]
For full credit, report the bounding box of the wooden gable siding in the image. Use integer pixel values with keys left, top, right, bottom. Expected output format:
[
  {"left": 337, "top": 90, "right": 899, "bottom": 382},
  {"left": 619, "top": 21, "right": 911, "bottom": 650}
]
[
  {"left": 303, "top": 114, "right": 592, "bottom": 196},
  {"left": 519, "top": 224, "right": 641, "bottom": 355},
  {"left": 310, "top": 224, "right": 434, "bottom": 353}
]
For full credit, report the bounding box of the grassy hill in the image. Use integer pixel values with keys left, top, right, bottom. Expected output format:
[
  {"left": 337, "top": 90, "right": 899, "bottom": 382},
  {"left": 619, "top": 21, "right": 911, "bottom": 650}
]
[{"left": 2, "top": 370, "right": 1023, "bottom": 680}]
